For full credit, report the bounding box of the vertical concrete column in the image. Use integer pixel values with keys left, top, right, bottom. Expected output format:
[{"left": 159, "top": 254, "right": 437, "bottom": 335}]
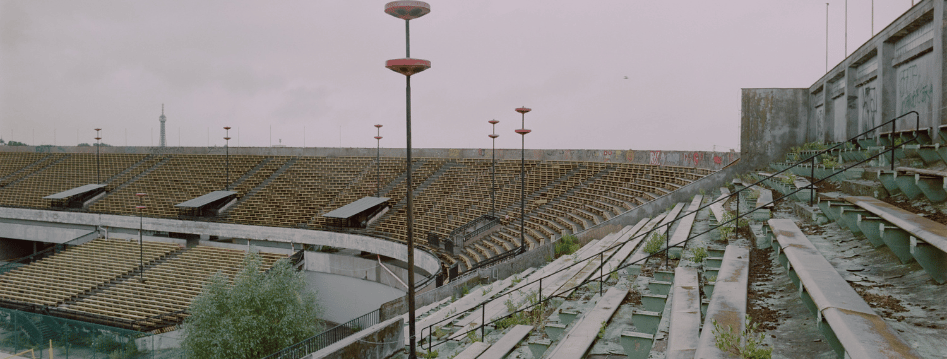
[
  {"left": 845, "top": 66, "right": 859, "bottom": 139},
  {"left": 878, "top": 40, "right": 897, "bottom": 135},
  {"left": 934, "top": 0, "right": 945, "bottom": 126},
  {"left": 823, "top": 80, "right": 833, "bottom": 142}
]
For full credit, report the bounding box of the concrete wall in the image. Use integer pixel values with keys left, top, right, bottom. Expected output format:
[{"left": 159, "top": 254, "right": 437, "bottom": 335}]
[
  {"left": 741, "top": 0, "right": 945, "bottom": 167},
  {"left": 308, "top": 317, "right": 403, "bottom": 359},
  {"left": 0, "top": 207, "right": 440, "bottom": 276},
  {"left": 0, "top": 217, "right": 96, "bottom": 244},
  {"left": 0, "top": 145, "right": 739, "bottom": 171},
  {"left": 740, "top": 89, "right": 809, "bottom": 170},
  {"left": 809, "top": 0, "right": 945, "bottom": 135}
]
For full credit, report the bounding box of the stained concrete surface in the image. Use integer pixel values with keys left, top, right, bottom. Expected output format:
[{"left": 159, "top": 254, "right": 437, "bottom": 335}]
[{"left": 303, "top": 270, "right": 405, "bottom": 325}]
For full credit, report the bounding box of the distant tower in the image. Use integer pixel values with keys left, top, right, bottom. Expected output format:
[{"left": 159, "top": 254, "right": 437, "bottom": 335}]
[{"left": 159, "top": 104, "right": 167, "bottom": 147}]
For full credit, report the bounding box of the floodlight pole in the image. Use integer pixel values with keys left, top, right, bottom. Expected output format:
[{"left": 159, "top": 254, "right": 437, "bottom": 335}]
[
  {"left": 384, "top": 3, "right": 431, "bottom": 358},
  {"left": 94, "top": 128, "right": 102, "bottom": 184},
  {"left": 375, "top": 124, "right": 383, "bottom": 197},
  {"left": 488, "top": 120, "right": 499, "bottom": 219},
  {"left": 224, "top": 127, "right": 231, "bottom": 189},
  {"left": 135, "top": 193, "right": 147, "bottom": 282},
  {"left": 515, "top": 107, "right": 532, "bottom": 254}
]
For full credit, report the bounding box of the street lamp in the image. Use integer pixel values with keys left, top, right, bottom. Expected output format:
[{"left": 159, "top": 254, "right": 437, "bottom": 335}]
[
  {"left": 224, "top": 127, "right": 231, "bottom": 189},
  {"left": 135, "top": 192, "right": 147, "bottom": 283},
  {"left": 488, "top": 120, "right": 499, "bottom": 219},
  {"left": 384, "top": 2, "right": 431, "bottom": 357},
  {"left": 94, "top": 128, "right": 102, "bottom": 184},
  {"left": 375, "top": 124, "right": 383, "bottom": 197},
  {"left": 515, "top": 107, "right": 532, "bottom": 254}
]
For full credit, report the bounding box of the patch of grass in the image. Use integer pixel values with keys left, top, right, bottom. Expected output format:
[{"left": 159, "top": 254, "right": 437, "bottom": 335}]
[
  {"left": 465, "top": 329, "right": 481, "bottom": 343},
  {"left": 461, "top": 285, "right": 470, "bottom": 297},
  {"left": 555, "top": 234, "right": 581, "bottom": 258},
  {"left": 712, "top": 315, "right": 773, "bottom": 359},
  {"left": 644, "top": 232, "right": 666, "bottom": 255},
  {"left": 597, "top": 321, "right": 607, "bottom": 339},
  {"left": 689, "top": 247, "right": 709, "bottom": 263},
  {"left": 420, "top": 349, "right": 439, "bottom": 359}
]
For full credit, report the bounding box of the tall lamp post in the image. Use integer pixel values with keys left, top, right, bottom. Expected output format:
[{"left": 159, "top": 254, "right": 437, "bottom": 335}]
[
  {"left": 224, "top": 127, "right": 231, "bottom": 189},
  {"left": 384, "top": 2, "right": 431, "bottom": 357},
  {"left": 515, "top": 107, "right": 531, "bottom": 254},
  {"left": 94, "top": 128, "right": 102, "bottom": 184},
  {"left": 488, "top": 120, "right": 499, "bottom": 219},
  {"left": 135, "top": 192, "right": 147, "bottom": 282},
  {"left": 374, "top": 124, "right": 383, "bottom": 197}
]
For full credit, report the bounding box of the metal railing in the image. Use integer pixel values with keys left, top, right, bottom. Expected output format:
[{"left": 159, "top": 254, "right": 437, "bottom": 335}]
[
  {"left": 259, "top": 309, "right": 381, "bottom": 359},
  {"left": 449, "top": 215, "right": 500, "bottom": 247},
  {"left": 418, "top": 111, "right": 922, "bottom": 351}
]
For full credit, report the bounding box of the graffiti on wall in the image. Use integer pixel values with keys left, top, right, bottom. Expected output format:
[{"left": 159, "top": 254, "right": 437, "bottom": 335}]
[
  {"left": 859, "top": 84, "right": 878, "bottom": 133},
  {"left": 896, "top": 56, "right": 933, "bottom": 125},
  {"left": 649, "top": 151, "right": 662, "bottom": 165},
  {"left": 814, "top": 105, "right": 825, "bottom": 141}
]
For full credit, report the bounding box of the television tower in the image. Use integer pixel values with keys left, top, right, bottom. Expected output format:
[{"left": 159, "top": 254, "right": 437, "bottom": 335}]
[{"left": 159, "top": 104, "right": 167, "bottom": 147}]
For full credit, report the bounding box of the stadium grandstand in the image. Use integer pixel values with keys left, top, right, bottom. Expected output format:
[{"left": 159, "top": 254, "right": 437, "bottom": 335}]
[{"left": 1, "top": 1, "right": 945, "bottom": 359}]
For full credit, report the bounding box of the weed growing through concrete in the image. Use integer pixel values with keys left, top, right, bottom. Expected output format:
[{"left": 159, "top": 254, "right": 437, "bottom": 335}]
[
  {"left": 711, "top": 315, "right": 773, "bottom": 359},
  {"left": 555, "top": 234, "right": 580, "bottom": 258},
  {"left": 597, "top": 321, "right": 607, "bottom": 339},
  {"left": 644, "top": 232, "right": 666, "bottom": 255},
  {"left": 689, "top": 247, "right": 709, "bottom": 263}
]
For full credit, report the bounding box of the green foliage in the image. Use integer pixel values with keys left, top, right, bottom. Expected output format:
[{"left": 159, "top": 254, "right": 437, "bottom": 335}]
[
  {"left": 434, "top": 326, "right": 449, "bottom": 339},
  {"left": 706, "top": 275, "right": 717, "bottom": 282},
  {"left": 511, "top": 275, "right": 523, "bottom": 285},
  {"left": 718, "top": 212, "right": 736, "bottom": 241},
  {"left": 7, "top": 140, "right": 27, "bottom": 146},
  {"left": 465, "top": 329, "right": 481, "bottom": 343},
  {"left": 780, "top": 173, "right": 796, "bottom": 186},
  {"left": 644, "top": 232, "right": 666, "bottom": 255},
  {"left": 712, "top": 316, "right": 773, "bottom": 359},
  {"left": 420, "top": 349, "right": 439, "bottom": 358},
  {"left": 316, "top": 245, "right": 340, "bottom": 253},
  {"left": 461, "top": 285, "right": 470, "bottom": 297},
  {"left": 183, "top": 253, "right": 323, "bottom": 359},
  {"left": 689, "top": 247, "right": 709, "bottom": 263},
  {"left": 482, "top": 285, "right": 491, "bottom": 296},
  {"left": 555, "top": 234, "right": 581, "bottom": 258},
  {"left": 495, "top": 290, "right": 546, "bottom": 330},
  {"left": 820, "top": 155, "right": 839, "bottom": 168},
  {"left": 597, "top": 321, "right": 607, "bottom": 339},
  {"left": 668, "top": 251, "right": 681, "bottom": 260}
]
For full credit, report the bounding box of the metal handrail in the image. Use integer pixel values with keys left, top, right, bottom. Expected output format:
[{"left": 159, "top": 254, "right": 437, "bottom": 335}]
[
  {"left": 259, "top": 308, "right": 381, "bottom": 359},
  {"left": 420, "top": 111, "right": 921, "bottom": 351}
]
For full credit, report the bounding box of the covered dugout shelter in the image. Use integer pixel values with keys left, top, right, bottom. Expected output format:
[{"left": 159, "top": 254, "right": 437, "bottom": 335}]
[{"left": 323, "top": 196, "right": 390, "bottom": 228}]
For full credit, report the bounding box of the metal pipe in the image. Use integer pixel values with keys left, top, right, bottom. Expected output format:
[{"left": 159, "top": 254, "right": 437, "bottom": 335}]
[
  {"left": 520, "top": 112, "right": 525, "bottom": 253},
  {"left": 405, "top": 19, "right": 417, "bottom": 359}
]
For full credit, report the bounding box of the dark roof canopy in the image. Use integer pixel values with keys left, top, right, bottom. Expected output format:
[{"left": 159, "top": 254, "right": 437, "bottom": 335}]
[
  {"left": 323, "top": 196, "right": 390, "bottom": 219},
  {"left": 175, "top": 190, "right": 237, "bottom": 208},
  {"left": 43, "top": 184, "right": 106, "bottom": 200}
]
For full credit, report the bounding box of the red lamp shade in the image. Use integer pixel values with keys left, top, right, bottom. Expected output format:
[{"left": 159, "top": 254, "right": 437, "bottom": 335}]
[
  {"left": 224, "top": 126, "right": 231, "bottom": 130},
  {"left": 375, "top": 124, "right": 383, "bottom": 128},
  {"left": 488, "top": 120, "right": 499, "bottom": 125},
  {"left": 384, "top": 1, "right": 431, "bottom": 20},
  {"left": 386, "top": 58, "right": 431, "bottom": 76},
  {"left": 375, "top": 136, "right": 383, "bottom": 140},
  {"left": 515, "top": 107, "right": 531, "bottom": 114},
  {"left": 489, "top": 134, "right": 499, "bottom": 139},
  {"left": 515, "top": 129, "right": 531, "bottom": 135}
]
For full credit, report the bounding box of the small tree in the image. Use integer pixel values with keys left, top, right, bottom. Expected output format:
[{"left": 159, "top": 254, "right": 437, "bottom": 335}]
[{"left": 183, "top": 252, "right": 323, "bottom": 359}]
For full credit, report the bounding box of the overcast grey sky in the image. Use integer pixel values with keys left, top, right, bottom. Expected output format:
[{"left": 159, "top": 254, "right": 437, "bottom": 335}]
[{"left": 0, "top": 1, "right": 916, "bottom": 151}]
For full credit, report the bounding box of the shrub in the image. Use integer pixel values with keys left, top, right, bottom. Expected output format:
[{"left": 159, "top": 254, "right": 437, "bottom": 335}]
[
  {"left": 644, "top": 232, "right": 665, "bottom": 255},
  {"left": 555, "top": 234, "right": 581, "bottom": 258},
  {"left": 712, "top": 315, "right": 773, "bottom": 359},
  {"left": 689, "top": 247, "right": 709, "bottom": 263}
]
